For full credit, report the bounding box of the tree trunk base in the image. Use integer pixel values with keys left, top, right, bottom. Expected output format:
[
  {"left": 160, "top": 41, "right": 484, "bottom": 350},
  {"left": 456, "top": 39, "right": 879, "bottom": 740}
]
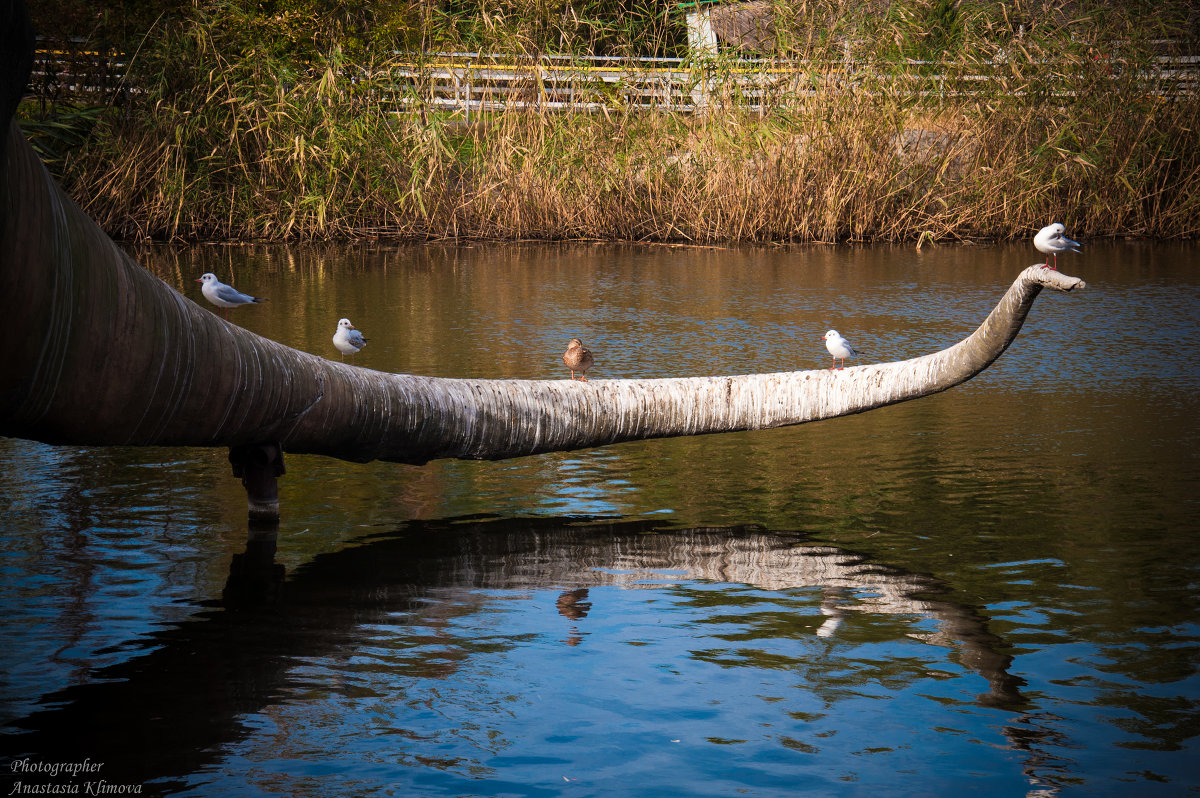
[{"left": 229, "top": 443, "right": 285, "bottom": 521}]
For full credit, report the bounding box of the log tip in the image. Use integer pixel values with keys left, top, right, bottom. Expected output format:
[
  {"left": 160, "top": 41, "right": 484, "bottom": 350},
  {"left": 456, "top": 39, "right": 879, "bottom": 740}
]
[{"left": 1023, "top": 265, "right": 1085, "bottom": 292}]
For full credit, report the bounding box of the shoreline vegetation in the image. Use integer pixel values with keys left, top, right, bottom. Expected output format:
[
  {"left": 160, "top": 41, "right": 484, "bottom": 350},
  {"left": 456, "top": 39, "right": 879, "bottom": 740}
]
[{"left": 19, "top": 0, "right": 1200, "bottom": 244}]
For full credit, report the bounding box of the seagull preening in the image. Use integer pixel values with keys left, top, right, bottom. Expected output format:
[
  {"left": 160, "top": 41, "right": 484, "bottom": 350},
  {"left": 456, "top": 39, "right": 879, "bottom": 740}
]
[
  {"left": 823, "top": 329, "right": 858, "bottom": 371},
  {"left": 332, "top": 318, "right": 367, "bottom": 361},
  {"left": 1033, "top": 223, "right": 1081, "bottom": 270},
  {"left": 562, "top": 338, "right": 595, "bottom": 381},
  {"left": 197, "top": 273, "right": 267, "bottom": 319}
]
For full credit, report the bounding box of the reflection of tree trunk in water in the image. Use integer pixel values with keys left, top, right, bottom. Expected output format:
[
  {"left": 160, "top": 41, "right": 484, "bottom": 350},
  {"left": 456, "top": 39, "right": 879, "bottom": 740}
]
[
  {"left": 9, "top": 520, "right": 1032, "bottom": 789},
  {"left": 1, "top": 2, "right": 1083, "bottom": 466},
  {"left": 498, "top": 527, "right": 1027, "bottom": 707}
]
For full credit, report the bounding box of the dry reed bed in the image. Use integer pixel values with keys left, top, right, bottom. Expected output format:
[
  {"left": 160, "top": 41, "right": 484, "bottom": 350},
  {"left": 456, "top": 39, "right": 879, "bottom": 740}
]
[{"left": 55, "top": 44, "right": 1200, "bottom": 243}]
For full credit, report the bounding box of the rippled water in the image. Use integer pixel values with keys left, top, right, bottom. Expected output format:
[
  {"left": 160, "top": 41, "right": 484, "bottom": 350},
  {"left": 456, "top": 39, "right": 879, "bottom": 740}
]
[{"left": 1, "top": 241, "right": 1198, "bottom": 796}]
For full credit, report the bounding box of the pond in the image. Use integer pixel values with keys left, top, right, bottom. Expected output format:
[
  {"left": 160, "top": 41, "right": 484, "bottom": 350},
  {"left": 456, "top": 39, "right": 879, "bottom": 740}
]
[{"left": 1, "top": 240, "right": 1198, "bottom": 796}]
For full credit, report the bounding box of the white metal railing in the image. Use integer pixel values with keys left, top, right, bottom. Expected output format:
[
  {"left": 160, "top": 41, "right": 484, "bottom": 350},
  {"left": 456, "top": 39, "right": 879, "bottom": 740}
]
[
  {"left": 28, "top": 44, "right": 1200, "bottom": 115},
  {"left": 370, "top": 51, "right": 1199, "bottom": 115}
]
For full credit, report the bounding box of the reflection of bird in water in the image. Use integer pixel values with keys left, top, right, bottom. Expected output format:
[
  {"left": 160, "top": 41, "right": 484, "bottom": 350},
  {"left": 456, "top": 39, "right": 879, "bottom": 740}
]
[
  {"left": 556, "top": 588, "right": 591, "bottom": 647},
  {"left": 562, "top": 339, "right": 595, "bottom": 381},
  {"left": 816, "top": 587, "right": 850, "bottom": 638},
  {"left": 556, "top": 588, "right": 591, "bottom": 620}
]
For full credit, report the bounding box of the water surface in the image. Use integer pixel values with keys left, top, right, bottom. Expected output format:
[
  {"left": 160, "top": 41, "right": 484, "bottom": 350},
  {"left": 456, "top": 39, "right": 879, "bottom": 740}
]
[{"left": 1, "top": 241, "right": 1198, "bottom": 796}]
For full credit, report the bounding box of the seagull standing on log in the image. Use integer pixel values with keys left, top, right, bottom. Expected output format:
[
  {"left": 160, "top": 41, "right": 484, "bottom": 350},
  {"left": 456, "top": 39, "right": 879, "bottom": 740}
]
[
  {"left": 823, "top": 330, "right": 858, "bottom": 371},
  {"left": 332, "top": 318, "right": 368, "bottom": 361},
  {"left": 197, "top": 273, "right": 267, "bottom": 319},
  {"left": 1034, "top": 223, "right": 1081, "bottom": 270}
]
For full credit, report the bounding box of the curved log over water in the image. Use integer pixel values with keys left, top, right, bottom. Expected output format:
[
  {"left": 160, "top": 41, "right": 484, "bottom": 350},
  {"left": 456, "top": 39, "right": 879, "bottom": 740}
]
[
  {"left": 0, "top": 5, "right": 1084, "bottom": 465},
  {"left": 0, "top": 121, "right": 1085, "bottom": 464},
  {"left": 0, "top": 115, "right": 1084, "bottom": 464}
]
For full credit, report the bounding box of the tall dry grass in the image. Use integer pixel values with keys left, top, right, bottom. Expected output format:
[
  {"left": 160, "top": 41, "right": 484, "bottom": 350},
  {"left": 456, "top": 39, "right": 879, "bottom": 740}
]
[{"left": 33, "top": 1, "right": 1200, "bottom": 242}]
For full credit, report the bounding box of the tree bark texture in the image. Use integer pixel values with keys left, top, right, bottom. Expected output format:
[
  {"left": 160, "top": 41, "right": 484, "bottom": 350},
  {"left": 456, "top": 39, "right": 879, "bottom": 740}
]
[{"left": 0, "top": 4, "right": 1085, "bottom": 466}]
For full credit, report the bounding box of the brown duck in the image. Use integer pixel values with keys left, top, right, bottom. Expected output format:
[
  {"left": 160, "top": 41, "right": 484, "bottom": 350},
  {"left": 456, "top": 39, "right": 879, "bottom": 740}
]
[{"left": 562, "top": 338, "right": 595, "bottom": 381}]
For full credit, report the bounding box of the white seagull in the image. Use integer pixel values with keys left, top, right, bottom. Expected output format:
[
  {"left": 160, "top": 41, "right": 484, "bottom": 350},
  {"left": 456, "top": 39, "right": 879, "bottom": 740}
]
[
  {"left": 1033, "top": 223, "right": 1081, "bottom": 270},
  {"left": 197, "top": 273, "right": 267, "bottom": 318},
  {"left": 332, "top": 318, "right": 367, "bottom": 361},
  {"left": 823, "top": 329, "right": 858, "bottom": 371}
]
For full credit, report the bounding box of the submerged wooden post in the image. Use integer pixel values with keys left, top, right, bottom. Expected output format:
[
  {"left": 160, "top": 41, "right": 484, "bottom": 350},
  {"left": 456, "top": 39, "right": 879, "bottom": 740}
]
[{"left": 228, "top": 443, "right": 285, "bottom": 521}]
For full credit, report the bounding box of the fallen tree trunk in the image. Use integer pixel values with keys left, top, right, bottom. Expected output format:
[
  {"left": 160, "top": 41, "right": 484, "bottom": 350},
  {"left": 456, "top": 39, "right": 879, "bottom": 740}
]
[{"left": 0, "top": 2, "right": 1084, "bottom": 466}]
